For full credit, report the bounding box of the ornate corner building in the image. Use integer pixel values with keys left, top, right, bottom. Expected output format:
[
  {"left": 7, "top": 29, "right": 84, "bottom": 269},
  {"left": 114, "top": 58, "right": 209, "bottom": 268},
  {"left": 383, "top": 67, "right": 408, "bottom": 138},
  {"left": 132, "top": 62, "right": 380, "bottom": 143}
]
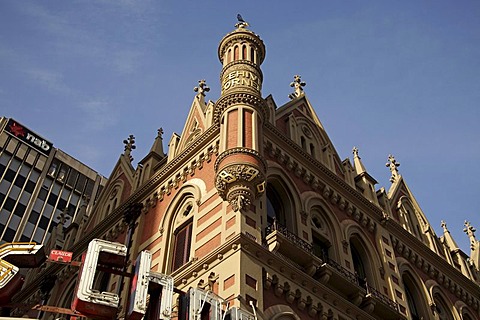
[{"left": 7, "top": 19, "right": 480, "bottom": 320}]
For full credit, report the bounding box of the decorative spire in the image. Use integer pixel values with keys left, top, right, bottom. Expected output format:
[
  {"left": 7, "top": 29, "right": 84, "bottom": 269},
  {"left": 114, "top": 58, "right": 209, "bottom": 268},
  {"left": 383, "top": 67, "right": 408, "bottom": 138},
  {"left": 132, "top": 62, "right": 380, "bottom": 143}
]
[
  {"left": 123, "top": 134, "right": 136, "bottom": 162},
  {"left": 235, "top": 14, "right": 249, "bottom": 29},
  {"left": 288, "top": 75, "right": 306, "bottom": 100},
  {"left": 441, "top": 220, "right": 460, "bottom": 250},
  {"left": 148, "top": 128, "right": 165, "bottom": 157},
  {"left": 194, "top": 79, "right": 210, "bottom": 97},
  {"left": 386, "top": 154, "right": 400, "bottom": 183},
  {"left": 352, "top": 146, "right": 367, "bottom": 175},
  {"left": 464, "top": 221, "right": 477, "bottom": 249}
]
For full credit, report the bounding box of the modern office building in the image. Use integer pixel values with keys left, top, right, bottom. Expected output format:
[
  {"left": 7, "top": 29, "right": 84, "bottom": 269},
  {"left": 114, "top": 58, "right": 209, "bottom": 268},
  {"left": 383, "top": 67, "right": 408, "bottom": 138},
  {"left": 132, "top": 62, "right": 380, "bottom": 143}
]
[
  {"left": 9, "top": 20, "right": 480, "bottom": 320},
  {"left": 0, "top": 117, "right": 106, "bottom": 245}
]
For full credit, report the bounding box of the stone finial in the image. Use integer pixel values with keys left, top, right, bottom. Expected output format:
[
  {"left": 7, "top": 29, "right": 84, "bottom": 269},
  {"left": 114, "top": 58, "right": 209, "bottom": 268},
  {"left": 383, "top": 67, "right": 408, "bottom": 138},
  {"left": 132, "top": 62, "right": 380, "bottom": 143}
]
[
  {"left": 158, "top": 127, "right": 164, "bottom": 139},
  {"left": 441, "top": 220, "right": 448, "bottom": 233},
  {"left": 235, "top": 14, "right": 249, "bottom": 29},
  {"left": 288, "top": 75, "right": 306, "bottom": 100},
  {"left": 123, "top": 134, "right": 136, "bottom": 162},
  {"left": 386, "top": 154, "right": 400, "bottom": 183},
  {"left": 352, "top": 146, "right": 359, "bottom": 157},
  {"left": 194, "top": 79, "right": 210, "bottom": 97},
  {"left": 464, "top": 221, "right": 476, "bottom": 237}
]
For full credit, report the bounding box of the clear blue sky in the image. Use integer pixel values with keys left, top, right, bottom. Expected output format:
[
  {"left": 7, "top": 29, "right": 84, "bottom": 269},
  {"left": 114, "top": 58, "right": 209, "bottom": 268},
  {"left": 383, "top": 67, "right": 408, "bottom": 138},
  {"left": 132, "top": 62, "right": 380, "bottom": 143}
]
[{"left": 1, "top": 1, "right": 479, "bottom": 253}]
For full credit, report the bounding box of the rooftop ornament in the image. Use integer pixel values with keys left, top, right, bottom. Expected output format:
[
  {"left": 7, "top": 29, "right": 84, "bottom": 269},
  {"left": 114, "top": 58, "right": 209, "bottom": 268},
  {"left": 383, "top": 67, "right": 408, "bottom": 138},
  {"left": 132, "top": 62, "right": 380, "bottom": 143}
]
[
  {"left": 288, "top": 75, "right": 306, "bottom": 100},
  {"left": 386, "top": 154, "right": 400, "bottom": 183},
  {"left": 157, "top": 127, "right": 164, "bottom": 140},
  {"left": 441, "top": 220, "right": 449, "bottom": 233},
  {"left": 194, "top": 79, "right": 210, "bottom": 97},
  {"left": 464, "top": 220, "right": 477, "bottom": 249},
  {"left": 123, "top": 134, "right": 136, "bottom": 162},
  {"left": 235, "top": 14, "right": 249, "bottom": 29}
]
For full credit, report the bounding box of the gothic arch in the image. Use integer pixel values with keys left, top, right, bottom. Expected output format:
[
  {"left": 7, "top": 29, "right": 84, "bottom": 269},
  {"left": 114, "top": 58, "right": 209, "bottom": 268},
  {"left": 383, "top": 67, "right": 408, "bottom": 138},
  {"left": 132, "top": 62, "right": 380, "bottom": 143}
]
[
  {"left": 397, "top": 196, "right": 427, "bottom": 242},
  {"left": 397, "top": 258, "right": 431, "bottom": 320},
  {"left": 343, "top": 223, "right": 382, "bottom": 289},
  {"left": 95, "top": 180, "right": 124, "bottom": 224},
  {"left": 159, "top": 183, "right": 202, "bottom": 273},
  {"left": 302, "top": 193, "right": 341, "bottom": 262},
  {"left": 455, "top": 300, "right": 476, "bottom": 320},
  {"left": 266, "top": 164, "right": 301, "bottom": 233},
  {"left": 426, "top": 280, "right": 455, "bottom": 320}
]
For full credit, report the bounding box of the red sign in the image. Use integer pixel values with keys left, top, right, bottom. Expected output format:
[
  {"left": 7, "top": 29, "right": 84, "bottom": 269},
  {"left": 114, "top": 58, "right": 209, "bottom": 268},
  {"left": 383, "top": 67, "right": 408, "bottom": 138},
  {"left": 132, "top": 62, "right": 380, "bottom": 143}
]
[{"left": 49, "top": 250, "right": 73, "bottom": 263}]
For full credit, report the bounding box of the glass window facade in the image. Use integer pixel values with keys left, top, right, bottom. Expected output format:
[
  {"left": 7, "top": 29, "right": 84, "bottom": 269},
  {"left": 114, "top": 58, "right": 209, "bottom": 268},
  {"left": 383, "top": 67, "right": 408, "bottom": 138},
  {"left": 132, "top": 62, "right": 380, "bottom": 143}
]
[{"left": 0, "top": 117, "right": 106, "bottom": 244}]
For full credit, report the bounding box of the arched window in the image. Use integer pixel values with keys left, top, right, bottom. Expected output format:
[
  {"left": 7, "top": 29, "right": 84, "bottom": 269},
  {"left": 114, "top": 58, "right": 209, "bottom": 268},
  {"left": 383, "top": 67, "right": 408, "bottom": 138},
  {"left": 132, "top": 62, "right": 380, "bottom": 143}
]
[
  {"left": 250, "top": 47, "right": 255, "bottom": 63},
  {"left": 433, "top": 292, "right": 454, "bottom": 320},
  {"left": 242, "top": 45, "right": 247, "bottom": 60},
  {"left": 266, "top": 186, "right": 285, "bottom": 227},
  {"left": 234, "top": 46, "right": 239, "bottom": 60},
  {"left": 171, "top": 202, "right": 194, "bottom": 272},
  {"left": 398, "top": 268, "right": 430, "bottom": 319},
  {"left": 310, "top": 209, "right": 333, "bottom": 262},
  {"left": 404, "top": 282, "right": 421, "bottom": 320},
  {"left": 351, "top": 244, "right": 367, "bottom": 288},
  {"left": 349, "top": 236, "right": 374, "bottom": 289}
]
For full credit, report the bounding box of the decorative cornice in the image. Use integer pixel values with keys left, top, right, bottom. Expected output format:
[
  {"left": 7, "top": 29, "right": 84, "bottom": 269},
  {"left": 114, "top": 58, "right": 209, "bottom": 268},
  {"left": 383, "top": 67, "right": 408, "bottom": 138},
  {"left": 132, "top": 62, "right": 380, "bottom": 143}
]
[
  {"left": 390, "top": 224, "right": 480, "bottom": 311},
  {"left": 264, "top": 135, "right": 377, "bottom": 236},
  {"left": 214, "top": 92, "right": 268, "bottom": 124},
  {"left": 264, "top": 122, "right": 480, "bottom": 305},
  {"left": 214, "top": 147, "right": 266, "bottom": 172}
]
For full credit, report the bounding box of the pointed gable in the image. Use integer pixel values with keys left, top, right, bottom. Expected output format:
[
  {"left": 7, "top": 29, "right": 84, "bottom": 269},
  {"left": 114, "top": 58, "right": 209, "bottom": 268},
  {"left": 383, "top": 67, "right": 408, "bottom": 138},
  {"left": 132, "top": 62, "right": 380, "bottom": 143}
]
[
  {"left": 84, "top": 153, "right": 135, "bottom": 232},
  {"left": 273, "top": 94, "right": 345, "bottom": 177},
  {"left": 177, "top": 82, "right": 213, "bottom": 153}
]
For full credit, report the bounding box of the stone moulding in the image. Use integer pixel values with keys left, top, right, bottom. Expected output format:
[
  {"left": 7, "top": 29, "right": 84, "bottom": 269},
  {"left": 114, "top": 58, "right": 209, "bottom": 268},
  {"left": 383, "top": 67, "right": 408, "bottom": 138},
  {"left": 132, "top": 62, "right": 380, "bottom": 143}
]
[{"left": 213, "top": 92, "right": 268, "bottom": 124}]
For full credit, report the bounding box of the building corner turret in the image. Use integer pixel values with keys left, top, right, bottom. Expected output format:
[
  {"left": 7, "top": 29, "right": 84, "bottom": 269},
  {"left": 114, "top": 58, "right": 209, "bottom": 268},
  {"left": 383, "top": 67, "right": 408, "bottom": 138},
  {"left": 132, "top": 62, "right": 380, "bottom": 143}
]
[{"left": 214, "top": 17, "right": 267, "bottom": 211}]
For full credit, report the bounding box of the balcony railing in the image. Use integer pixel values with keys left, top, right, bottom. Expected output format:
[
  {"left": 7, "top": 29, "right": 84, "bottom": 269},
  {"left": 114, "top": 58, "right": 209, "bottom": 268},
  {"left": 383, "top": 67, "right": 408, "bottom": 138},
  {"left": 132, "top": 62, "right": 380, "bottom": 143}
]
[
  {"left": 320, "top": 256, "right": 360, "bottom": 286},
  {"left": 264, "top": 222, "right": 399, "bottom": 313},
  {"left": 366, "top": 283, "right": 399, "bottom": 312},
  {"left": 265, "top": 221, "right": 313, "bottom": 253}
]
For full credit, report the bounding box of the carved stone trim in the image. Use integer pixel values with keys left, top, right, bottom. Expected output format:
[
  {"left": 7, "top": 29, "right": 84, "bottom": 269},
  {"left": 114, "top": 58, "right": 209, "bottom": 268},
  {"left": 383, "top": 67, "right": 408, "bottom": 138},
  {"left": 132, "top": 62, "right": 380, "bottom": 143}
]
[{"left": 214, "top": 92, "right": 268, "bottom": 124}]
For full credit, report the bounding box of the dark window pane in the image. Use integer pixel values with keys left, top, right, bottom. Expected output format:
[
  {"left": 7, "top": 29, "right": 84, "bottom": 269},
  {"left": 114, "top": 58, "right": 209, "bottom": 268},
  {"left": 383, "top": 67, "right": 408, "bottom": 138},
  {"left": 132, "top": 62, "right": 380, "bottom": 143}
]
[
  {"left": 47, "top": 193, "right": 58, "bottom": 206},
  {"left": 172, "top": 221, "right": 192, "bottom": 271},
  {"left": 14, "top": 175, "right": 26, "bottom": 188},
  {"left": 4, "top": 197, "right": 16, "bottom": 212},
  {"left": 3, "top": 228, "right": 15, "bottom": 242},
  {"left": 0, "top": 193, "right": 5, "bottom": 205},
  {"left": 0, "top": 223, "right": 4, "bottom": 235},
  {"left": 20, "top": 235, "right": 30, "bottom": 242},
  {"left": 68, "top": 204, "right": 77, "bottom": 215},
  {"left": 28, "top": 211, "right": 40, "bottom": 223},
  {"left": 66, "top": 169, "right": 78, "bottom": 188},
  {"left": 38, "top": 188, "right": 48, "bottom": 201},
  {"left": 25, "top": 180, "right": 36, "bottom": 193},
  {"left": 39, "top": 216, "right": 50, "bottom": 230},
  {"left": 4, "top": 168, "right": 16, "bottom": 182},
  {"left": 0, "top": 163, "right": 5, "bottom": 176},
  {"left": 13, "top": 203, "right": 26, "bottom": 217},
  {"left": 75, "top": 175, "right": 87, "bottom": 193},
  {"left": 58, "top": 198, "right": 67, "bottom": 211},
  {"left": 85, "top": 179, "right": 94, "bottom": 197}
]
